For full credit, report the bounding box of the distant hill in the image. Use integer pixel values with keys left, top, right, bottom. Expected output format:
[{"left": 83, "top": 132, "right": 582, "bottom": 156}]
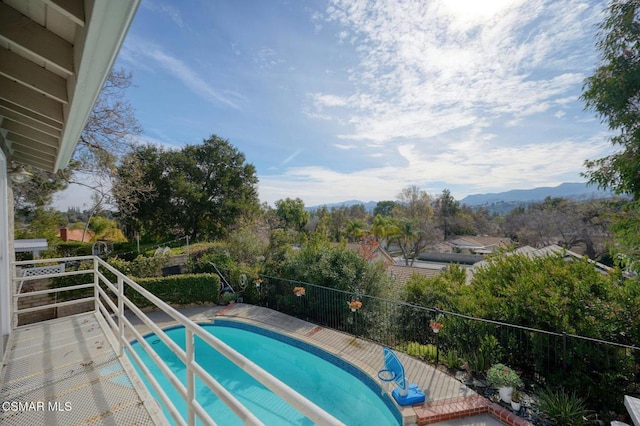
[
  {"left": 307, "top": 200, "right": 378, "bottom": 213},
  {"left": 460, "top": 182, "right": 613, "bottom": 207},
  {"left": 307, "top": 183, "right": 616, "bottom": 215}
]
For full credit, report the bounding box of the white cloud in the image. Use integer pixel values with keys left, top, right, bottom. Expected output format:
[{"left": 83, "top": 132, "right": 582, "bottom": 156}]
[
  {"left": 121, "top": 37, "right": 244, "bottom": 109},
  {"left": 333, "top": 144, "right": 356, "bottom": 150},
  {"left": 142, "top": 0, "right": 187, "bottom": 29},
  {"left": 118, "top": 1, "right": 613, "bottom": 209},
  {"left": 279, "top": 149, "right": 303, "bottom": 167},
  {"left": 148, "top": 49, "right": 243, "bottom": 109},
  {"left": 312, "top": 93, "right": 349, "bottom": 108},
  {"left": 255, "top": 48, "right": 285, "bottom": 69},
  {"left": 313, "top": 0, "right": 604, "bottom": 144},
  {"left": 258, "top": 132, "right": 613, "bottom": 206},
  {"left": 132, "top": 134, "right": 179, "bottom": 151}
]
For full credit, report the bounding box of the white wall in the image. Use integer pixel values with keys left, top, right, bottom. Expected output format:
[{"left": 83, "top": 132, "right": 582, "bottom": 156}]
[{"left": 0, "top": 150, "right": 11, "bottom": 358}]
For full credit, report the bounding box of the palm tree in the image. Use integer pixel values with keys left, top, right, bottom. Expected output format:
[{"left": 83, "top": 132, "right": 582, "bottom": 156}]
[
  {"left": 393, "top": 218, "right": 425, "bottom": 266},
  {"left": 371, "top": 214, "right": 400, "bottom": 250},
  {"left": 346, "top": 219, "right": 367, "bottom": 242}
]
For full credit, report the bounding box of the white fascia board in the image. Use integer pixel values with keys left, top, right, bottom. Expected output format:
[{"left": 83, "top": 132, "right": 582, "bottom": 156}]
[{"left": 54, "top": 0, "right": 140, "bottom": 172}]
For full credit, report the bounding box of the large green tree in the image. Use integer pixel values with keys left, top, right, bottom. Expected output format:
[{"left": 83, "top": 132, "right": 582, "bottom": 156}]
[
  {"left": 392, "top": 186, "right": 441, "bottom": 265},
  {"left": 277, "top": 239, "right": 389, "bottom": 296},
  {"left": 274, "top": 198, "right": 309, "bottom": 232},
  {"left": 581, "top": 1, "right": 640, "bottom": 270},
  {"left": 114, "top": 135, "right": 259, "bottom": 240},
  {"left": 582, "top": 0, "right": 640, "bottom": 198},
  {"left": 373, "top": 200, "right": 397, "bottom": 217}
]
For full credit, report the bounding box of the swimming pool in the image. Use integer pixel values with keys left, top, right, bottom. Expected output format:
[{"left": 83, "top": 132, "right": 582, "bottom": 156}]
[{"left": 130, "top": 320, "right": 401, "bottom": 425}]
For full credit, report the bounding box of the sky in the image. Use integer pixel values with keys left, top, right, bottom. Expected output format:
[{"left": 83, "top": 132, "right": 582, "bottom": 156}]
[{"left": 54, "top": 0, "right": 614, "bottom": 210}]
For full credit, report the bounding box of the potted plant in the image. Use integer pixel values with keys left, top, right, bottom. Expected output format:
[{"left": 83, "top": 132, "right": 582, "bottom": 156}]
[
  {"left": 430, "top": 310, "right": 444, "bottom": 333},
  {"left": 486, "top": 363, "right": 523, "bottom": 403},
  {"left": 348, "top": 300, "right": 362, "bottom": 312},
  {"left": 511, "top": 390, "right": 522, "bottom": 412},
  {"left": 293, "top": 286, "right": 305, "bottom": 296},
  {"left": 429, "top": 320, "right": 444, "bottom": 333},
  {"left": 222, "top": 292, "right": 237, "bottom": 305}
]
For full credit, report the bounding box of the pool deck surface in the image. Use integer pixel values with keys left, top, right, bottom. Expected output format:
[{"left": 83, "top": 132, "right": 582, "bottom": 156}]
[
  {"left": 126, "top": 303, "right": 527, "bottom": 426},
  {"left": 0, "top": 313, "right": 163, "bottom": 425}
]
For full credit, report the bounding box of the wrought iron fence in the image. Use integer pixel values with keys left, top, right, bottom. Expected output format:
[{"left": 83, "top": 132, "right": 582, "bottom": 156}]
[{"left": 259, "top": 275, "right": 640, "bottom": 413}]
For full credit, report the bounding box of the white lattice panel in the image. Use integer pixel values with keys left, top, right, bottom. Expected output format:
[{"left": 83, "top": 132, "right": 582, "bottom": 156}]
[{"left": 20, "top": 264, "right": 65, "bottom": 278}]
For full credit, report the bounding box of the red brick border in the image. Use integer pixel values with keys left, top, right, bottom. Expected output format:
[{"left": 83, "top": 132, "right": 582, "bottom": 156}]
[
  {"left": 488, "top": 403, "right": 533, "bottom": 426},
  {"left": 413, "top": 395, "right": 533, "bottom": 425}
]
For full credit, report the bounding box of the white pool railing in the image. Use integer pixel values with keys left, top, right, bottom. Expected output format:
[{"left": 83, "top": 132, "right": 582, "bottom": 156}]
[{"left": 12, "top": 256, "right": 344, "bottom": 426}]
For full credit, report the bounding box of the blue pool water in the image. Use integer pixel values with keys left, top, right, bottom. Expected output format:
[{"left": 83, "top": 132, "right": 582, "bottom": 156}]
[{"left": 130, "top": 321, "right": 401, "bottom": 425}]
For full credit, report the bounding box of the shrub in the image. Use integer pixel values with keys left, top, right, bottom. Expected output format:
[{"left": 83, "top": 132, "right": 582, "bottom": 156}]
[
  {"left": 191, "top": 243, "right": 235, "bottom": 273},
  {"left": 50, "top": 260, "right": 94, "bottom": 301},
  {"left": 536, "top": 387, "right": 588, "bottom": 426},
  {"left": 221, "top": 292, "right": 237, "bottom": 304},
  {"left": 443, "top": 349, "right": 463, "bottom": 370},
  {"left": 486, "top": 363, "right": 523, "bottom": 388},
  {"left": 126, "top": 273, "right": 220, "bottom": 307},
  {"left": 55, "top": 241, "right": 93, "bottom": 257},
  {"left": 405, "top": 342, "right": 437, "bottom": 363},
  {"left": 477, "top": 335, "right": 504, "bottom": 372},
  {"left": 108, "top": 255, "right": 168, "bottom": 278}
]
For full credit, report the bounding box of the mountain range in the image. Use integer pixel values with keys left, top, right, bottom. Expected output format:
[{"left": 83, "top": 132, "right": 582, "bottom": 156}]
[
  {"left": 459, "top": 182, "right": 612, "bottom": 206},
  {"left": 307, "top": 182, "right": 614, "bottom": 213}
]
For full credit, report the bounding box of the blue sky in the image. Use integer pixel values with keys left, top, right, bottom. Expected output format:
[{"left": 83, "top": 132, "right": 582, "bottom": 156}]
[{"left": 56, "top": 0, "right": 614, "bottom": 210}]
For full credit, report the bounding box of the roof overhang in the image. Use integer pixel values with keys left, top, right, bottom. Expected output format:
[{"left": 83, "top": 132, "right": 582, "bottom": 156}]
[
  {"left": 0, "top": 0, "right": 140, "bottom": 173},
  {"left": 14, "top": 238, "right": 48, "bottom": 253}
]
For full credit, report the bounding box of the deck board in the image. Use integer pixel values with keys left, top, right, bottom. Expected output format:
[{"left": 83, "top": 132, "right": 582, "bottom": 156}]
[{"left": 0, "top": 313, "right": 162, "bottom": 425}]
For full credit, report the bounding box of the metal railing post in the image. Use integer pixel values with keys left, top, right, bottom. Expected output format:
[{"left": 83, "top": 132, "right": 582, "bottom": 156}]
[
  {"left": 562, "top": 332, "right": 567, "bottom": 376},
  {"left": 118, "top": 275, "right": 124, "bottom": 357},
  {"left": 11, "top": 268, "right": 18, "bottom": 329},
  {"left": 186, "top": 328, "right": 195, "bottom": 426},
  {"left": 93, "top": 256, "right": 99, "bottom": 314}
]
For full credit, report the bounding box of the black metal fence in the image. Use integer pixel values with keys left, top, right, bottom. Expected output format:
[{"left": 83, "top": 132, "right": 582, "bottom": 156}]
[{"left": 257, "top": 275, "right": 639, "bottom": 413}]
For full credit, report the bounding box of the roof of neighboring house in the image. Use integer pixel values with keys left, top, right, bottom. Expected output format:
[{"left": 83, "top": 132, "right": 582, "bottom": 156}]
[
  {"left": 417, "top": 252, "right": 484, "bottom": 265},
  {"left": 388, "top": 265, "right": 442, "bottom": 286},
  {"left": 516, "top": 244, "right": 612, "bottom": 273},
  {"left": 59, "top": 228, "right": 94, "bottom": 243},
  {"left": 470, "top": 244, "right": 613, "bottom": 281},
  {"left": 14, "top": 239, "right": 48, "bottom": 253},
  {"left": 448, "top": 236, "right": 512, "bottom": 250},
  {"left": 340, "top": 242, "right": 395, "bottom": 265}
]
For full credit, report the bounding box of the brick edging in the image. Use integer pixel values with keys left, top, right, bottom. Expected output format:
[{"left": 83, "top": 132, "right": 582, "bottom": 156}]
[
  {"left": 487, "top": 403, "right": 533, "bottom": 426},
  {"left": 414, "top": 395, "right": 533, "bottom": 425}
]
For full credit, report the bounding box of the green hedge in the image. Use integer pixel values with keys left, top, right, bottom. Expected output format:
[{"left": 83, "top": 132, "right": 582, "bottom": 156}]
[
  {"left": 126, "top": 273, "right": 220, "bottom": 308},
  {"left": 108, "top": 255, "right": 168, "bottom": 278}
]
